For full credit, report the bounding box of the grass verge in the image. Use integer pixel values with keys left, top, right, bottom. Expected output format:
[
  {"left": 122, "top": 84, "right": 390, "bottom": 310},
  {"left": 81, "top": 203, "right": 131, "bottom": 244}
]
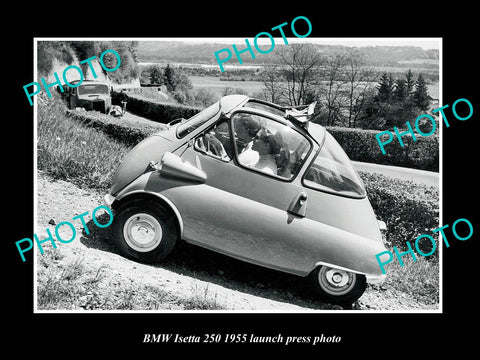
[
  {"left": 37, "top": 96, "right": 131, "bottom": 191},
  {"left": 371, "top": 253, "right": 439, "bottom": 306},
  {"left": 37, "top": 248, "right": 226, "bottom": 310}
]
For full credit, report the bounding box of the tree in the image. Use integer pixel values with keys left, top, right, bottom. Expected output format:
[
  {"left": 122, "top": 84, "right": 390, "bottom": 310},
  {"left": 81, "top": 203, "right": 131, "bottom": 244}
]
[
  {"left": 259, "top": 64, "right": 285, "bottom": 104},
  {"left": 413, "top": 73, "right": 430, "bottom": 111},
  {"left": 344, "top": 49, "right": 375, "bottom": 127},
  {"left": 320, "top": 52, "right": 348, "bottom": 126},
  {"left": 149, "top": 65, "right": 164, "bottom": 85},
  {"left": 160, "top": 64, "right": 193, "bottom": 104},
  {"left": 276, "top": 43, "right": 323, "bottom": 106},
  {"left": 37, "top": 41, "right": 76, "bottom": 77},
  {"left": 96, "top": 41, "right": 140, "bottom": 83},
  {"left": 376, "top": 73, "right": 394, "bottom": 103},
  {"left": 393, "top": 78, "right": 406, "bottom": 102},
  {"left": 164, "top": 64, "right": 176, "bottom": 92},
  {"left": 405, "top": 69, "right": 415, "bottom": 97}
]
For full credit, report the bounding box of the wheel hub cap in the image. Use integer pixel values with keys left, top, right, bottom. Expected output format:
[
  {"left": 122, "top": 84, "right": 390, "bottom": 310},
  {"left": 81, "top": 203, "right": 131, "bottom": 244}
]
[
  {"left": 325, "top": 269, "right": 349, "bottom": 287},
  {"left": 318, "top": 266, "right": 356, "bottom": 296},
  {"left": 123, "top": 213, "right": 162, "bottom": 252}
]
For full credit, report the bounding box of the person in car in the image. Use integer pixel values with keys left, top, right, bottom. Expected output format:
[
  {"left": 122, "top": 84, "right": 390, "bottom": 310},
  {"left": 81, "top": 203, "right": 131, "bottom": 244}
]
[
  {"left": 236, "top": 114, "right": 262, "bottom": 166},
  {"left": 251, "top": 129, "right": 291, "bottom": 176}
]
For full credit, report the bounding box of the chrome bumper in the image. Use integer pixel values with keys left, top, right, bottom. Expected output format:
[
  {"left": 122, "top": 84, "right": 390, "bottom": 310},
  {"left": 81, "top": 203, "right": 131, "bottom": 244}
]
[
  {"left": 366, "top": 273, "right": 386, "bottom": 285},
  {"left": 104, "top": 193, "right": 116, "bottom": 207}
]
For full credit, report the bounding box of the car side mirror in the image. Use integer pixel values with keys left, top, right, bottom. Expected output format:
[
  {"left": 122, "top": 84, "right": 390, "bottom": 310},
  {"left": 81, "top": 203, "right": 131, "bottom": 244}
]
[{"left": 159, "top": 152, "right": 207, "bottom": 183}]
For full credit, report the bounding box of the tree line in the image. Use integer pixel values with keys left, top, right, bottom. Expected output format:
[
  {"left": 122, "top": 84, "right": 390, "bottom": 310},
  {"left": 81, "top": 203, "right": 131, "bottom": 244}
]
[
  {"left": 256, "top": 43, "right": 435, "bottom": 130},
  {"left": 37, "top": 41, "right": 139, "bottom": 85},
  {"left": 140, "top": 64, "right": 228, "bottom": 107}
]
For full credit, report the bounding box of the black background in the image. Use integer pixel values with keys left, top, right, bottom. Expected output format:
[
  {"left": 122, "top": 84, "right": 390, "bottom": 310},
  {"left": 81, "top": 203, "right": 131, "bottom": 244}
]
[{"left": 5, "top": 4, "right": 478, "bottom": 354}]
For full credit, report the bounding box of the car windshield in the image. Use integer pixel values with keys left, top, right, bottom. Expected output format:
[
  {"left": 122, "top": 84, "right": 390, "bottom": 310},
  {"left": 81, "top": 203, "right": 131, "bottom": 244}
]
[
  {"left": 303, "top": 132, "right": 366, "bottom": 198},
  {"left": 78, "top": 84, "right": 109, "bottom": 95},
  {"left": 177, "top": 101, "right": 221, "bottom": 138}
]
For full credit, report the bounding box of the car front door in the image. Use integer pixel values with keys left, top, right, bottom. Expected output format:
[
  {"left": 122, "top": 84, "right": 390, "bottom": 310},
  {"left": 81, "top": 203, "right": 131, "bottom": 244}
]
[{"left": 171, "top": 111, "right": 321, "bottom": 275}]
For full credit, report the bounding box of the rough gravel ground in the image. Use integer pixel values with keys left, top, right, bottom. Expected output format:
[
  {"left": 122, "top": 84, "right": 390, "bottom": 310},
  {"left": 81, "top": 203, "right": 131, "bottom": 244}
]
[{"left": 35, "top": 171, "right": 439, "bottom": 312}]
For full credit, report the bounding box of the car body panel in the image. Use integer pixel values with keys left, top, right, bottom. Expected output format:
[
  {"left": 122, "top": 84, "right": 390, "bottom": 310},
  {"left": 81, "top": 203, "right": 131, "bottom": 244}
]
[
  {"left": 113, "top": 159, "right": 386, "bottom": 278},
  {"left": 110, "top": 134, "right": 176, "bottom": 195},
  {"left": 108, "top": 95, "right": 388, "bottom": 281}
]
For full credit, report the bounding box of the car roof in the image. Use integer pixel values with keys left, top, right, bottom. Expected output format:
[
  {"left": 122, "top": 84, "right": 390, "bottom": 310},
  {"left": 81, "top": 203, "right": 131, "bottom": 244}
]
[{"left": 220, "top": 94, "right": 249, "bottom": 113}]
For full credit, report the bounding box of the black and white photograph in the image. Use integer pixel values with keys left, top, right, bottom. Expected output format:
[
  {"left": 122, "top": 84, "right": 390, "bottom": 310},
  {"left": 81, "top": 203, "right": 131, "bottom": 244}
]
[
  {"left": 6, "top": 7, "right": 478, "bottom": 354},
  {"left": 32, "top": 36, "right": 441, "bottom": 313}
]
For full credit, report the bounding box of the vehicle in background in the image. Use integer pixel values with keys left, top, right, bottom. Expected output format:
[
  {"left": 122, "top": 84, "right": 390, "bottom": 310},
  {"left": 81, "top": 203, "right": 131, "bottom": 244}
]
[{"left": 64, "top": 80, "right": 112, "bottom": 114}]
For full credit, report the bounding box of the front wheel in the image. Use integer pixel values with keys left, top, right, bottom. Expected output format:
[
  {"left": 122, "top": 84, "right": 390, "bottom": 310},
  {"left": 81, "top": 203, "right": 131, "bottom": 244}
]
[
  {"left": 311, "top": 266, "right": 366, "bottom": 305},
  {"left": 112, "top": 201, "right": 178, "bottom": 264}
]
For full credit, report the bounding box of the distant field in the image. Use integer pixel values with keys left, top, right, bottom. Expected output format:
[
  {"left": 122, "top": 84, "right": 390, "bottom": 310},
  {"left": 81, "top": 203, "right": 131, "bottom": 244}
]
[
  {"left": 190, "top": 75, "right": 440, "bottom": 101},
  {"left": 190, "top": 76, "right": 264, "bottom": 97}
]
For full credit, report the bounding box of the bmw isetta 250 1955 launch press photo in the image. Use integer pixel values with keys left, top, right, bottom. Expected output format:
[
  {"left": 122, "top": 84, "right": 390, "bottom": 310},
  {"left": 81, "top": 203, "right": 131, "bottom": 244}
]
[{"left": 104, "top": 94, "right": 388, "bottom": 305}]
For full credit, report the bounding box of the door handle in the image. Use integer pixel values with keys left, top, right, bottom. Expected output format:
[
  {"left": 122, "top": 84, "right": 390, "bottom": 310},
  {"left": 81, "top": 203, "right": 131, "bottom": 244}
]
[
  {"left": 299, "top": 193, "right": 307, "bottom": 204},
  {"left": 288, "top": 191, "right": 308, "bottom": 218}
]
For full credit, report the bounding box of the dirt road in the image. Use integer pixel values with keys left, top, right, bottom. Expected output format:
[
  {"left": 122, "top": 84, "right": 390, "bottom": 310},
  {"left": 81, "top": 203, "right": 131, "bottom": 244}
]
[{"left": 35, "top": 171, "right": 438, "bottom": 312}]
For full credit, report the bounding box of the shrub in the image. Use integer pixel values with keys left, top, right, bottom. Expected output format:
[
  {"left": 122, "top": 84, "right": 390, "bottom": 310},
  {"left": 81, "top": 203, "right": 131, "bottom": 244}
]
[
  {"left": 66, "top": 109, "right": 166, "bottom": 147},
  {"left": 360, "top": 171, "right": 439, "bottom": 254},
  {"left": 123, "top": 92, "right": 201, "bottom": 123},
  {"left": 326, "top": 126, "right": 439, "bottom": 172}
]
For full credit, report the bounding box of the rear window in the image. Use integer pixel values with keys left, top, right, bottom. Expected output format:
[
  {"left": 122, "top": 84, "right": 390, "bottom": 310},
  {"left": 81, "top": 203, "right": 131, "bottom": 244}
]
[{"left": 177, "top": 101, "right": 221, "bottom": 138}]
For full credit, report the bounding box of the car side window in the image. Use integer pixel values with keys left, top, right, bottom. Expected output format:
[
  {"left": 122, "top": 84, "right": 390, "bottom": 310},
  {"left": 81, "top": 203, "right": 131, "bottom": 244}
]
[
  {"left": 194, "top": 119, "right": 233, "bottom": 161},
  {"left": 303, "top": 132, "right": 366, "bottom": 198},
  {"left": 232, "top": 112, "right": 311, "bottom": 179}
]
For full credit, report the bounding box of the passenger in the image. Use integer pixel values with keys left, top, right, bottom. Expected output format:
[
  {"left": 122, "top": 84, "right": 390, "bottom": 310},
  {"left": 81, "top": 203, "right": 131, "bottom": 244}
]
[
  {"left": 236, "top": 114, "right": 262, "bottom": 166},
  {"left": 211, "top": 121, "right": 233, "bottom": 159},
  {"left": 197, "top": 121, "right": 231, "bottom": 160},
  {"left": 251, "top": 129, "right": 291, "bottom": 176},
  {"left": 271, "top": 130, "right": 292, "bottom": 178}
]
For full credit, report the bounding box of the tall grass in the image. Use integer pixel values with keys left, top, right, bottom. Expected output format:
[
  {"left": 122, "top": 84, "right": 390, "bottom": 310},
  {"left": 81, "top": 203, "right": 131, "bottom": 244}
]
[
  {"left": 376, "top": 255, "right": 439, "bottom": 305},
  {"left": 37, "top": 95, "right": 131, "bottom": 191}
]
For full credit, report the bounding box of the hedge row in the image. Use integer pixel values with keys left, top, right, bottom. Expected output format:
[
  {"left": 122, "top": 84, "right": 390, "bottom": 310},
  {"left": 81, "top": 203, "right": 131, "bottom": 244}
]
[
  {"left": 109, "top": 90, "right": 441, "bottom": 171},
  {"left": 326, "top": 126, "right": 439, "bottom": 172},
  {"left": 66, "top": 110, "right": 166, "bottom": 147},
  {"left": 115, "top": 92, "right": 439, "bottom": 171},
  {"left": 359, "top": 171, "right": 439, "bottom": 255},
  {"left": 117, "top": 92, "right": 202, "bottom": 124}
]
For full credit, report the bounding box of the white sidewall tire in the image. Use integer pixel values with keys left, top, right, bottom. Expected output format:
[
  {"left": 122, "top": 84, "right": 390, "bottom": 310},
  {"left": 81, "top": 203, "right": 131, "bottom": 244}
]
[{"left": 113, "top": 200, "right": 178, "bottom": 264}]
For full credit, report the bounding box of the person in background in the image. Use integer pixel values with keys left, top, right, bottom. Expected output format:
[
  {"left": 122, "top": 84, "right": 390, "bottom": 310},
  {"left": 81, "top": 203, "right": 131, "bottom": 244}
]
[{"left": 118, "top": 89, "right": 128, "bottom": 115}]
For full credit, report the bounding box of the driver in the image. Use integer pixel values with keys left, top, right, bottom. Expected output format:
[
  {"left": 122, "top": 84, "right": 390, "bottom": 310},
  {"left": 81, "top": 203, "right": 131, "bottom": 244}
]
[{"left": 235, "top": 114, "right": 262, "bottom": 166}]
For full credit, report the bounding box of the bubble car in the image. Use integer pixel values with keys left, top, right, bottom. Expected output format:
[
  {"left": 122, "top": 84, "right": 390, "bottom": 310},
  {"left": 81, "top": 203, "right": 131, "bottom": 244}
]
[{"left": 104, "top": 95, "right": 387, "bottom": 305}]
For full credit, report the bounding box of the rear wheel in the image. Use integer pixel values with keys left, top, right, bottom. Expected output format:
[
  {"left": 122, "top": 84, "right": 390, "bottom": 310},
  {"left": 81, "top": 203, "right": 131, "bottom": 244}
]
[
  {"left": 311, "top": 266, "right": 366, "bottom": 305},
  {"left": 112, "top": 200, "right": 178, "bottom": 264}
]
